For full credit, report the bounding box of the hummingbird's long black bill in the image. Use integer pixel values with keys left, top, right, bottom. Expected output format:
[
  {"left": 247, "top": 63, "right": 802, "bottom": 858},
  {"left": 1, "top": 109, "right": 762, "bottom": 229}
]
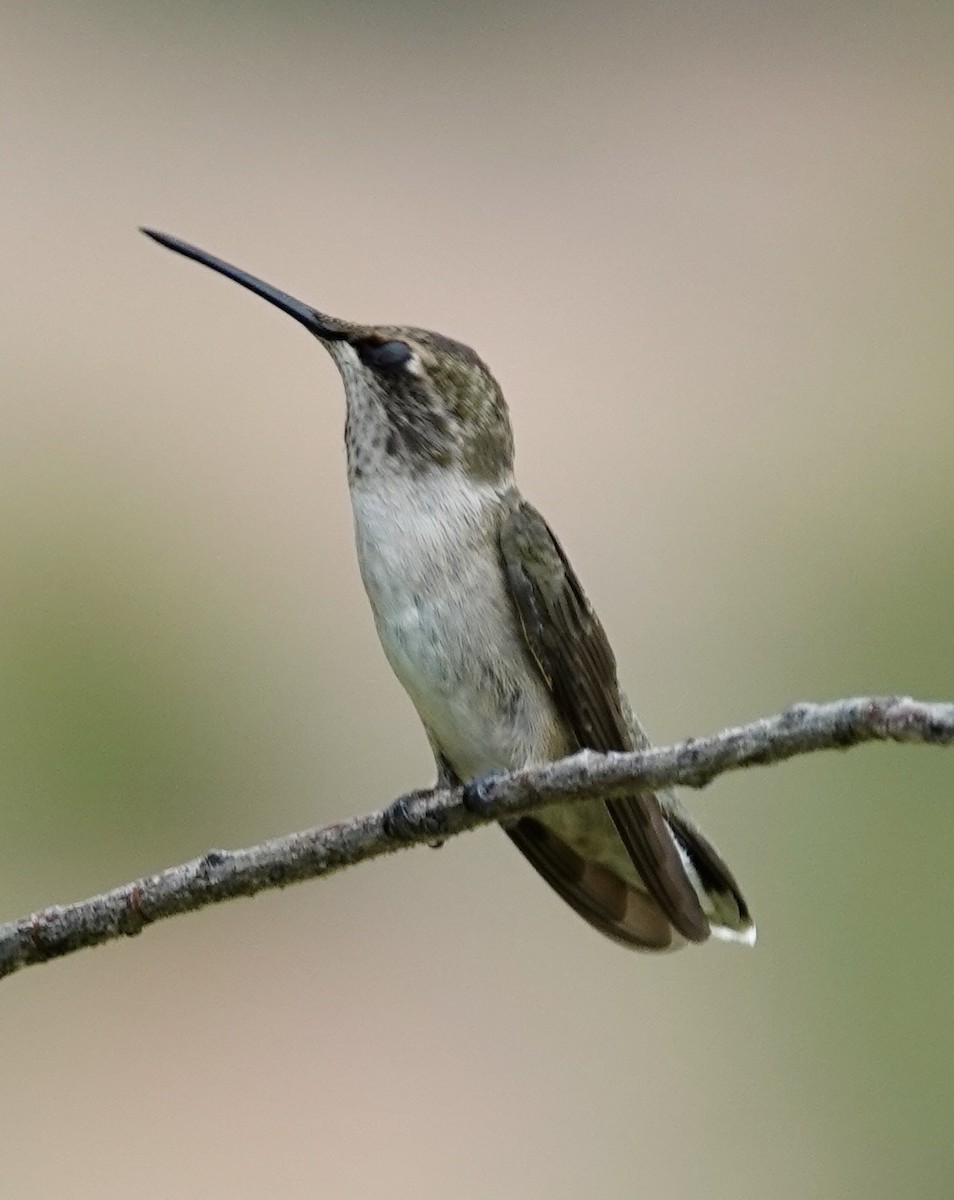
[{"left": 140, "top": 228, "right": 348, "bottom": 341}]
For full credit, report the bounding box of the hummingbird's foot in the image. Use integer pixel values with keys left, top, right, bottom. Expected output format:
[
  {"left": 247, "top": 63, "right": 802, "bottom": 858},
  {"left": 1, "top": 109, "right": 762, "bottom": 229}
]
[
  {"left": 462, "top": 770, "right": 510, "bottom": 818},
  {"left": 382, "top": 788, "right": 446, "bottom": 847}
]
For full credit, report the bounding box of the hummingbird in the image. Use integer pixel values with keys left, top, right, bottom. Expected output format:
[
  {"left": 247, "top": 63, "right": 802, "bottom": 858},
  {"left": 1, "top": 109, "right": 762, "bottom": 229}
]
[{"left": 142, "top": 228, "right": 755, "bottom": 952}]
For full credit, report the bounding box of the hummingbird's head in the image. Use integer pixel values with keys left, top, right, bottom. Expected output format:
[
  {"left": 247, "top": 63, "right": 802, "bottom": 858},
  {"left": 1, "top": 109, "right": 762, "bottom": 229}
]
[
  {"left": 141, "top": 230, "right": 514, "bottom": 487},
  {"left": 330, "top": 326, "right": 514, "bottom": 486}
]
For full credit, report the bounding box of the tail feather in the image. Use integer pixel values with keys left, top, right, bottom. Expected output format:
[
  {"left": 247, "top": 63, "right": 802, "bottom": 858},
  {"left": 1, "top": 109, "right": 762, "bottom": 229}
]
[
  {"left": 505, "top": 817, "right": 681, "bottom": 950},
  {"left": 666, "top": 809, "right": 756, "bottom": 946}
]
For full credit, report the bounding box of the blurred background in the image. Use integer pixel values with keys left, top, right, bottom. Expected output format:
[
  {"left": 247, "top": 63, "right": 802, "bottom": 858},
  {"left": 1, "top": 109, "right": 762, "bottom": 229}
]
[{"left": 2, "top": 2, "right": 953, "bottom": 1196}]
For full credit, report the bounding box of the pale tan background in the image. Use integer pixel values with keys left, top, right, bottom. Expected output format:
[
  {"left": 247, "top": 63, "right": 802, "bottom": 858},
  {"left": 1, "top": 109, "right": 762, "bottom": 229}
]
[{"left": 2, "top": 2, "right": 953, "bottom": 1196}]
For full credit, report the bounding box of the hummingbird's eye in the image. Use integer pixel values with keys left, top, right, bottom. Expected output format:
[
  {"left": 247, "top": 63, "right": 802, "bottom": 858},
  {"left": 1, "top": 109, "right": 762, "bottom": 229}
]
[{"left": 356, "top": 339, "right": 413, "bottom": 372}]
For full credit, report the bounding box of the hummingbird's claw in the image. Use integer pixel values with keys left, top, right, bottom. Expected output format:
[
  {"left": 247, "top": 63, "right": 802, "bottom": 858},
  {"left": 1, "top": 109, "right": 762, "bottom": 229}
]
[
  {"left": 462, "top": 770, "right": 509, "bottom": 817},
  {"left": 382, "top": 788, "right": 446, "bottom": 845}
]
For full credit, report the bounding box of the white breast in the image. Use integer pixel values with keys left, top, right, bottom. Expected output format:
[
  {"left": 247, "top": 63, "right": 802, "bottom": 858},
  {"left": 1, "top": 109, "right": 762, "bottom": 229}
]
[{"left": 349, "top": 471, "right": 564, "bottom": 780}]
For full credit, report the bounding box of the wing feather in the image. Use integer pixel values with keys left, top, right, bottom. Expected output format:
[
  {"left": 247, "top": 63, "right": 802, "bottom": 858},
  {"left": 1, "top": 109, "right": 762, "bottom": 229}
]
[{"left": 499, "top": 500, "right": 709, "bottom": 943}]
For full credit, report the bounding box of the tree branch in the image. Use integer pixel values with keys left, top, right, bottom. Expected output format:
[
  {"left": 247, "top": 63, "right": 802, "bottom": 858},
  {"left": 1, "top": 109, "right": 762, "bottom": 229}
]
[{"left": 2, "top": 695, "right": 951, "bottom": 981}]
